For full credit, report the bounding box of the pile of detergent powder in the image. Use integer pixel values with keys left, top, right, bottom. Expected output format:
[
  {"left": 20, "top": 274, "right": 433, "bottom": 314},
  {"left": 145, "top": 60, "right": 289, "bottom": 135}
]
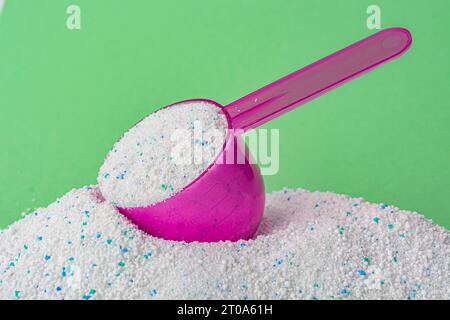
[{"left": 1, "top": 101, "right": 449, "bottom": 300}]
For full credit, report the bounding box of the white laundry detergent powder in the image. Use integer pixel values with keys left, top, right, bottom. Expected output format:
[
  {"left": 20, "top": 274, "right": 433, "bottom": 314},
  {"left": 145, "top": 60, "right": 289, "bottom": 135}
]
[
  {"left": 0, "top": 186, "right": 448, "bottom": 300},
  {"left": 98, "top": 100, "right": 228, "bottom": 208}
]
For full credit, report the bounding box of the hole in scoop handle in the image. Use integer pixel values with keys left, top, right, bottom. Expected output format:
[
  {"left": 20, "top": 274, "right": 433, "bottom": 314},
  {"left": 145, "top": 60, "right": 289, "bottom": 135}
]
[{"left": 224, "top": 28, "right": 412, "bottom": 132}]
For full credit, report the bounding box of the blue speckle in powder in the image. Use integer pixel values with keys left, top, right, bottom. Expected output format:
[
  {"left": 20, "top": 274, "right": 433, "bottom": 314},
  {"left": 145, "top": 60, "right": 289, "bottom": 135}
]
[{"left": 357, "top": 269, "right": 366, "bottom": 276}]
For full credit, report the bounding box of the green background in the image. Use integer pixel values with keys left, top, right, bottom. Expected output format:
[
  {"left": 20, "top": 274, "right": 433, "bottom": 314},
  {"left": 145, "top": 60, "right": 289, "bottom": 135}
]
[{"left": 0, "top": 0, "right": 449, "bottom": 229}]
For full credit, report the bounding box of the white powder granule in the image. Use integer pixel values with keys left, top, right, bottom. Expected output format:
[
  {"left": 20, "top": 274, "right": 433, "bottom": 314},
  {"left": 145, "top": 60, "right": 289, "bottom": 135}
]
[
  {"left": 1, "top": 186, "right": 448, "bottom": 300},
  {"left": 98, "top": 101, "right": 228, "bottom": 208}
]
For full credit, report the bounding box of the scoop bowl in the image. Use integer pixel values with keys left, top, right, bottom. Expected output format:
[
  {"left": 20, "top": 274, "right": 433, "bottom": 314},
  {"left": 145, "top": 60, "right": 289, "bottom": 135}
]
[{"left": 117, "top": 99, "right": 266, "bottom": 243}]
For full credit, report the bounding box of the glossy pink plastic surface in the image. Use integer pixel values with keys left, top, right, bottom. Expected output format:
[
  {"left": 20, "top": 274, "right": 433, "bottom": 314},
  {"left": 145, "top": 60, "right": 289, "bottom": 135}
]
[{"left": 115, "top": 28, "right": 412, "bottom": 242}]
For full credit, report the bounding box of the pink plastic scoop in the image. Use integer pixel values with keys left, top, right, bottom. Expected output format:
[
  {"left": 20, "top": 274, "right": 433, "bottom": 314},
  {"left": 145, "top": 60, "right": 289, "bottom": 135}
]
[{"left": 115, "top": 28, "right": 412, "bottom": 242}]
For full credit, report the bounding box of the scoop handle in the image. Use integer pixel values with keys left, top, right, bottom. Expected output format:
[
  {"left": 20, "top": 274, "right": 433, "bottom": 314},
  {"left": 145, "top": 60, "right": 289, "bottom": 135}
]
[{"left": 224, "top": 28, "right": 412, "bottom": 131}]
